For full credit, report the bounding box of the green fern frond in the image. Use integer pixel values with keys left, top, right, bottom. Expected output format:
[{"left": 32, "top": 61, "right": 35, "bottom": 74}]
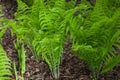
[
  {"left": 0, "top": 45, "right": 12, "bottom": 80},
  {"left": 102, "top": 54, "right": 120, "bottom": 74}
]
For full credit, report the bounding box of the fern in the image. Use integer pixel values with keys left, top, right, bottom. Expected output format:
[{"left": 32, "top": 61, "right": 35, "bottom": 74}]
[
  {"left": 3, "top": 0, "right": 120, "bottom": 80},
  {"left": 3, "top": 0, "right": 91, "bottom": 79},
  {"left": 34, "top": 35, "right": 64, "bottom": 79},
  {"left": 4, "top": 0, "right": 67, "bottom": 79},
  {"left": 71, "top": 0, "right": 120, "bottom": 79},
  {"left": 0, "top": 45, "right": 12, "bottom": 80},
  {"left": 32, "top": 0, "right": 66, "bottom": 79},
  {"left": 13, "top": 62, "right": 18, "bottom": 80},
  {"left": 14, "top": 40, "right": 26, "bottom": 76}
]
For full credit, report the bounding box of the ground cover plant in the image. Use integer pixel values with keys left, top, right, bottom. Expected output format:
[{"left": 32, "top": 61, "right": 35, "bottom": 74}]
[
  {"left": 70, "top": 0, "right": 120, "bottom": 79},
  {"left": 0, "top": 0, "right": 120, "bottom": 80}
]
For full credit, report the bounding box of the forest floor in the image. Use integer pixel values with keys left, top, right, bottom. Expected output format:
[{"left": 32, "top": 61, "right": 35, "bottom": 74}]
[{"left": 1, "top": 0, "right": 120, "bottom": 80}]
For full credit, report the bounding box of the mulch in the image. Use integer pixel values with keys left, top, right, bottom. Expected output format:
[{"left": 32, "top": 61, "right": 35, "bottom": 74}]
[{"left": 1, "top": 0, "right": 120, "bottom": 80}]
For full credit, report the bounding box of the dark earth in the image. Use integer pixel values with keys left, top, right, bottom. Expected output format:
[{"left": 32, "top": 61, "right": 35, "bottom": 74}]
[{"left": 0, "top": 0, "right": 120, "bottom": 80}]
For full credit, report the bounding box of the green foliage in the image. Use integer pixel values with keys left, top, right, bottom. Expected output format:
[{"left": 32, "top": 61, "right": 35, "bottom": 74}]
[
  {"left": 21, "top": 0, "right": 33, "bottom": 7},
  {"left": 71, "top": 0, "right": 120, "bottom": 79},
  {"left": 0, "top": 5, "right": 7, "bottom": 40},
  {"left": 10, "top": 0, "right": 86, "bottom": 79},
  {"left": 14, "top": 40, "right": 26, "bottom": 78},
  {"left": 13, "top": 62, "right": 18, "bottom": 80},
  {"left": 0, "top": 45, "right": 12, "bottom": 80},
  {"left": 37, "top": 36, "right": 63, "bottom": 78},
  {"left": 0, "top": 6, "right": 12, "bottom": 79},
  {"left": 5, "top": 0, "right": 67, "bottom": 79},
  {"left": 2, "top": 0, "right": 120, "bottom": 80}
]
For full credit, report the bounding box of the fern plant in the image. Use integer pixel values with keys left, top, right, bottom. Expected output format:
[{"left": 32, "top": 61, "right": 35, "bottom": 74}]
[
  {"left": 33, "top": 35, "right": 64, "bottom": 79},
  {"left": 14, "top": 40, "right": 26, "bottom": 80},
  {"left": 69, "top": 0, "right": 120, "bottom": 79}
]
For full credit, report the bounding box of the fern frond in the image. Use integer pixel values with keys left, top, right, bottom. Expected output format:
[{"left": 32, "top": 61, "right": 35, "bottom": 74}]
[
  {"left": 102, "top": 55, "right": 120, "bottom": 74},
  {"left": 0, "top": 45, "right": 12, "bottom": 80},
  {"left": 41, "top": 35, "right": 63, "bottom": 79}
]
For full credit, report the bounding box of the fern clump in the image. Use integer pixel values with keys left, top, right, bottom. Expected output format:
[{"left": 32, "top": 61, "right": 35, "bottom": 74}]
[
  {"left": 4, "top": 0, "right": 67, "bottom": 79},
  {"left": 71, "top": 0, "right": 120, "bottom": 79},
  {"left": 34, "top": 35, "right": 64, "bottom": 79}
]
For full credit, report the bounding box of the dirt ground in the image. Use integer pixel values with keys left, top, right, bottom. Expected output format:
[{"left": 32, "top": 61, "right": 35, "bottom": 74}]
[{"left": 1, "top": 0, "right": 120, "bottom": 80}]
